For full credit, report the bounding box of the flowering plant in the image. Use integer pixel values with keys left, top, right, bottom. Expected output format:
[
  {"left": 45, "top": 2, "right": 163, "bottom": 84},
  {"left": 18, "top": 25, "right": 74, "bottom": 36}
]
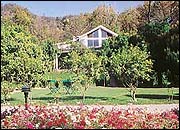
[
  {"left": 1, "top": 106, "right": 19, "bottom": 120},
  {"left": 1, "top": 105, "right": 179, "bottom": 129}
]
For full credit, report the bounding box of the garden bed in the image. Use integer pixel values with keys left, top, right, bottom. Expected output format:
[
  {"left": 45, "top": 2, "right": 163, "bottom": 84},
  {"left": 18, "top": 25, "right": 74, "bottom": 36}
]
[{"left": 1, "top": 105, "right": 179, "bottom": 129}]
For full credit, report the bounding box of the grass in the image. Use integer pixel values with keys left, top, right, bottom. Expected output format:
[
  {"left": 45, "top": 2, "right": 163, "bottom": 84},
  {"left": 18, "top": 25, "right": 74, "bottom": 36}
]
[
  {"left": 3, "top": 86, "right": 179, "bottom": 106},
  {"left": 2, "top": 71, "right": 179, "bottom": 106}
]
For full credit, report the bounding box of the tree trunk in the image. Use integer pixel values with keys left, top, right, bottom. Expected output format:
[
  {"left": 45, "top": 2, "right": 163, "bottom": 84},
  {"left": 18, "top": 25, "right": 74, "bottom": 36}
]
[
  {"left": 82, "top": 92, "right": 85, "bottom": 104},
  {"left": 132, "top": 90, "right": 137, "bottom": 102},
  {"left": 158, "top": 72, "right": 162, "bottom": 87},
  {"left": 103, "top": 76, "right": 106, "bottom": 87},
  {"left": 148, "top": 1, "right": 151, "bottom": 23},
  {"left": 171, "top": 87, "right": 174, "bottom": 101},
  {"left": 130, "top": 84, "right": 137, "bottom": 102}
]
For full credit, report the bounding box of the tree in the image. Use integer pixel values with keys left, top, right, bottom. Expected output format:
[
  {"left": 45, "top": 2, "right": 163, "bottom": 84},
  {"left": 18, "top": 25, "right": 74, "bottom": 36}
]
[
  {"left": 1, "top": 81, "right": 14, "bottom": 104},
  {"left": 117, "top": 8, "right": 140, "bottom": 34},
  {"left": 32, "top": 16, "right": 63, "bottom": 43},
  {"left": 138, "top": 19, "right": 179, "bottom": 87},
  {"left": 111, "top": 45, "right": 153, "bottom": 102},
  {"left": 101, "top": 34, "right": 153, "bottom": 102},
  {"left": 61, "top": 13, "right": 91, "bottom": 38},
  {"left": 1, "top": 19, "right": 49, "bottom": 88},
  {"left": 89, "top": 5, "right": 118, "bottom": 31},
  {"left": 67, "top": 42, "right": 102, "bottom": 103},
  {"left": 137, "top": 1, "right": 179, "bottom": 27},
  {"left": 100, "top": 33, "right": 131, "bottom": 87},
  {"left": 99, "top": 40, "right": 110, "bottom": 87},
  {"left": 1, "top": 3, "right": 33, "bottom": 27},
  {"left": 41, "top": 39, "right": 58, "bottom": 72}
]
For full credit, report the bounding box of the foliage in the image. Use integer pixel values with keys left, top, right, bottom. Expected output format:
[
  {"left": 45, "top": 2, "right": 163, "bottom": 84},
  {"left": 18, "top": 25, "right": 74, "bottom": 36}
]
[
  {"left": 1, "top": 1, "right": 179, "bottom": 90},
  {"left": 41, "top": 39, "right": 58, "bottom": 72},
  {"left": 1, "top": 105, "right": 179, "bottom": 129},
  {"left": 62, "top": 13, "right": 91, "bottom": 38},
  {"left": 32, "top": 16, "right": 63, "bottom": 42},
  {"left": 101, "top": 34, "right": 153, "bottom": 101},
  {"left": 136, "top": 1, "right": 179, "bottom": 87},
  {"left": 1, "top": 3, "right": 33, "bottom": 27},
  {"left": 1, "top": 81, "right": 14, "bottom": 104},
  {"left": 67, "top": 43, "right": 103, "bottom": 102},
  {"left": 162, "top": 71, "right": 171, "bottom": 88},
  {"left": 1, "top": 20, "right": 49, "bottom": 87},
  {"left": 139, "top": 19, "right": 179, "bottom": 87},
  {"left": 117, "top": 8, "right": 140, "bottom": 34},
  {"left": 111, "top": 45, "right": 153, "bottom": 83},
  {"left": 89, "top": 5, "right": 118, "bottom": 31},
  {"left": 2, "top": 1, "right": 179, "bottom": 42},
  {"left": 99, "top": 34, "right": 130, "bottom": 86}
]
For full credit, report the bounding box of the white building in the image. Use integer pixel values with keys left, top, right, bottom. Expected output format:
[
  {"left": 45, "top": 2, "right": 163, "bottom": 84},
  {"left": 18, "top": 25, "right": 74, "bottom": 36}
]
[{"left": 55, "top": 25, "right": 118, "bottom": 70}]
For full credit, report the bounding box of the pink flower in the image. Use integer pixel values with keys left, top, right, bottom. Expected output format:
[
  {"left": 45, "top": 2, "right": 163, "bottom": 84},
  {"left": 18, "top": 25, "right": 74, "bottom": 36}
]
[
  {"left": 1, "top": 105, "right": 179, "bottom": 129},
  {"left": 26, "top": 122, "right": 34, "bottom": 129}
]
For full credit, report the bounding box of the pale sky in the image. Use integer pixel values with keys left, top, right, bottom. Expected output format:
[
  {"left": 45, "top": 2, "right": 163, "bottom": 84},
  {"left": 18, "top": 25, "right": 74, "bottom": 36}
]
[{"left": 1, "top": 1, "right": 144, "bottom": 17}]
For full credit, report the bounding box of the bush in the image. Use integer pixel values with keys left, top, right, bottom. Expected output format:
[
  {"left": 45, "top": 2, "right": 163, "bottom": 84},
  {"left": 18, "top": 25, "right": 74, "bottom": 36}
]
[{"left": 1, "top": 81, "right": 14, "bottom": 103}]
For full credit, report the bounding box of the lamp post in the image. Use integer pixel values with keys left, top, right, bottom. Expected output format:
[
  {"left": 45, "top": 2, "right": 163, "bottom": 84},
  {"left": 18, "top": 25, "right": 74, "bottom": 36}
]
[{"left": 21, "top": 85, "right": 31, "bottom": 110}]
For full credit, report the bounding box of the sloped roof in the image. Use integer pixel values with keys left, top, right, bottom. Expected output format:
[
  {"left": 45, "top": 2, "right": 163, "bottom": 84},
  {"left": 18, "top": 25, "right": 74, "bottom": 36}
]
[{"left": 77, "top": 25, "right": 118, "bottom": 38}]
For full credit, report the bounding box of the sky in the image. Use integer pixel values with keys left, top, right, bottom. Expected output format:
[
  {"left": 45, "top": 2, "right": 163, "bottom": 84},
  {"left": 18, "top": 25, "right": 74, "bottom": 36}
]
[{"left": 1, "top": 1, "right": 144, "bottom": 17}]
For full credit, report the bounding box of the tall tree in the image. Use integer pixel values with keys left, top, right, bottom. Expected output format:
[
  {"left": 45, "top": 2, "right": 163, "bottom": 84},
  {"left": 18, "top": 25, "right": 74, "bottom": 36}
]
[
  {"left": 1, "top": 19, "right": 49, "bottom": 87},
  {"left": 138, "top": 18, "right": 179, "bottom": 87},
  {"left": 89, "top": 5, "right": 118, "bottom": 31},
  {"left": 117, "top": 8, "right": 140, "bottom": 34}
]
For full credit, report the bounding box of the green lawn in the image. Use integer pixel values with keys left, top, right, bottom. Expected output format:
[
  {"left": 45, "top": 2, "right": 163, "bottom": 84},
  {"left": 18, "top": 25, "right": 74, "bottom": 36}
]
[{"left": 5, "top": 86, "right": 179, "bottom": 106}]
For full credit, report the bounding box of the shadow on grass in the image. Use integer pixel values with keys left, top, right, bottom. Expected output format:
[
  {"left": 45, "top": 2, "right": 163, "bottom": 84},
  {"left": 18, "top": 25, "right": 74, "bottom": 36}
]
[
  {"left": 62, "top": 96, "right": 116, "bottom": 101},
  {"left": 6, "top": 98, "right": 19, "bottom": 101},
  {"left": 32, "top": 97, "right": 54, "bottom": 100},
  {"left": 125, "top": 94, "right": 179, "bottom": 100},
  {"left": 174, "top": 93, "right": 179, "bottom": 95},
  {"left": 32, "top": 96, "right": 116, "bottom": 101}
]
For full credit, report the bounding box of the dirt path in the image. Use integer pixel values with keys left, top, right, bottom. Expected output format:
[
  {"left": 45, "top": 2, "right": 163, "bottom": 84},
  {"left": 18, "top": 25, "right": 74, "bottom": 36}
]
[{"left": 1, "top": 104, "right": 179, "bottom": 113}]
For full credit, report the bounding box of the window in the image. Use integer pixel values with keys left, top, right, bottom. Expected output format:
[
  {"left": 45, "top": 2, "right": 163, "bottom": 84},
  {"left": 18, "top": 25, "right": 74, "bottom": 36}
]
[
  {"left": 107, "top": 33, "right": 113, "bottom": 37},
  {"left": 88, "top": 40, "right": 93, "bottom": 47},
  {"left": 94, "top": 40, "right": 99, "bottom": 46},
  {"left": 88, "top": 30, "right": 99, "bottom": 38},
  {"left": 93, "top": 30, "right": 98, "bottom": 37},
  {"left": 88, "top": 40, "right": 99, "bottom": 47},
  {"left": 102, "top": 30, "right": 108, "bottom": 37}
]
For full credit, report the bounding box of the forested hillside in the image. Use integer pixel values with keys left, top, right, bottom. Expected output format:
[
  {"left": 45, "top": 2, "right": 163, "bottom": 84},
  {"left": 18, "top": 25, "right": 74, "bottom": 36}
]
[
  {"left": 1, "top": 1, "right": 179, "bottom": 87},
  {"left": 2, "top": 1, "right": 178, "bottom": 42}
]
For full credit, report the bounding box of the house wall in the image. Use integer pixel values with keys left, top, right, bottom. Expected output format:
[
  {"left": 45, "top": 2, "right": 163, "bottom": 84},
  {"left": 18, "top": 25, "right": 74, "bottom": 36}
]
[
  {"left": 79, "top": 36, "right": 88, "bottom": 47},
  {"left": 79, "top": 28, "right": 109, "bottom": 48},
  {"left": 55, "top": 26, "right": 118, "bottom": 71}
]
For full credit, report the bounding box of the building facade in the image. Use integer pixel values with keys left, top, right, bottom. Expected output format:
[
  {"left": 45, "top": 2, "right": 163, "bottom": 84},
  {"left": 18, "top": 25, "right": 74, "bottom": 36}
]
[{"left": 55, "top": 25, "right": 118, "bottom": 70}]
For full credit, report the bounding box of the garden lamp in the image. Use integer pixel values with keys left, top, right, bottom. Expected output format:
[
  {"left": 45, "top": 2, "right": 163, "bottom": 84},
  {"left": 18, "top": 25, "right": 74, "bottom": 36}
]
[{"left": 21, "top": 85, "right": 31, "bottom": 110}]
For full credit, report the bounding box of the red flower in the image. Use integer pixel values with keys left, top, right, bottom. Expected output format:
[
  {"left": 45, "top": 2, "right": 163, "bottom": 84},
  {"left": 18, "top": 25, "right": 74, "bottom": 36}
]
[
  {"left": 147, "top": 113, "right": 153, "bottom": 120},
  {"left": 1, "top": 105, "right": 179, "bottom": 129},
  {"left": 59, "top": 117, "right": 67, "bottom": 125},
  {"left": 3, "top": 119, "right": 9, "bottom": 126},
  {"left": 80, "top": 119, "right": 86, "bottom": 126},
  {"left": 47, "top": 121, "right": 53, "bottom": 127},
  {"left": 74, "top": 122, "right": 85, "bottom": 129},
  {"left": 26, "top": 122, "right": 34, "bottom": 129},
  {"left": 89, "top": 113, "right": 96, "bottom": 119},
  {"left": 171, "top": 114, "right": 178, "bottom": 119}
]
